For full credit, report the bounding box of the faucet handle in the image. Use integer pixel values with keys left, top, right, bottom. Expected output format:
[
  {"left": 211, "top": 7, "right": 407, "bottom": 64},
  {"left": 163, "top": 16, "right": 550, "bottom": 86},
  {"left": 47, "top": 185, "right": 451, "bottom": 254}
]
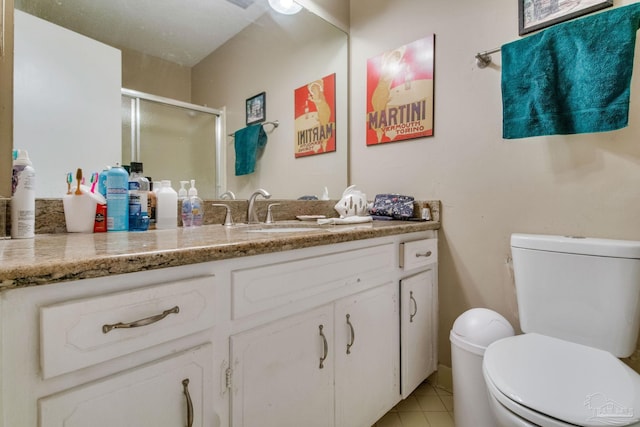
[
  {"left": 265, "top": 203, "right": 281, "bottom": 224},
  {"left": 212, "top": 204, "right": 234, "bottom": 226}
]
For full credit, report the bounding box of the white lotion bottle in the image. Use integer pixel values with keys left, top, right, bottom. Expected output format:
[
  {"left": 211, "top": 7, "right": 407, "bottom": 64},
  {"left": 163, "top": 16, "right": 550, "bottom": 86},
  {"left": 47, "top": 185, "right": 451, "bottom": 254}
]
[
  {"left": 156, "top": 180, "right": 178, "bottom": 229},
  {"left": 11, "top": 149, "right": 36, "bottom": 239}
]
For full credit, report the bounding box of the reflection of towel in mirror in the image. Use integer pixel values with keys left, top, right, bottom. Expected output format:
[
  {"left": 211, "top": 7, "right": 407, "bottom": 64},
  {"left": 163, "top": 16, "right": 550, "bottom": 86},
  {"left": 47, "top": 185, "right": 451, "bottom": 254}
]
[
  {"left": 502, "top": 2, "right": 640, "bottom": 139},
  {"left": 234, "top": 124, "right": 267, "bottom": 176}
]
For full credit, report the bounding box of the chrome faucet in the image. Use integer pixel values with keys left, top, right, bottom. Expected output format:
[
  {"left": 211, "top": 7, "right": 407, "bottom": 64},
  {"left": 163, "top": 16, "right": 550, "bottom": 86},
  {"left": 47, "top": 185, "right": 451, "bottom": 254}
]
[
  {"left": 247, "top": 189, "right": 271, "bottom": 224},
  {"left": 219, "top": 190, "right": 236, "bottom": 200}
]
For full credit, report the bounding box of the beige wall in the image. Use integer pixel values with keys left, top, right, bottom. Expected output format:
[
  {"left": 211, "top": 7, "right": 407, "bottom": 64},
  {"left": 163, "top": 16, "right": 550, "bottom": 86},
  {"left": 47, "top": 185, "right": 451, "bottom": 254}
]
[
  {"left": 349, "top": 0, "right": 640, "bottom": 372},
  {"left": 297, "top": 0, "right": 350, "bottom": 33},
  {"left": 121, "top": 46, "right": 191, "bottom": 103},
  {"left": 191, "top": 10, "right": 348, "bottom": 200}
]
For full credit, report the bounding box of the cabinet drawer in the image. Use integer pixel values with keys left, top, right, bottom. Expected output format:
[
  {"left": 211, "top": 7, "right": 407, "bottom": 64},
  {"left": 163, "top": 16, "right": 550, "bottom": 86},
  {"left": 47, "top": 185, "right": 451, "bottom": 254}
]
[
  {"left": 231, "top": 244, "right": 394, "bottom": 319},
  {"left": 40, "top": 274, "right": 215, "bottom": 379},
  {"left": 400, "top": 239, "right": 437, "bottom": 270},
  {"left": 39, "top": 344, "right": 213, "bottom": 427}
]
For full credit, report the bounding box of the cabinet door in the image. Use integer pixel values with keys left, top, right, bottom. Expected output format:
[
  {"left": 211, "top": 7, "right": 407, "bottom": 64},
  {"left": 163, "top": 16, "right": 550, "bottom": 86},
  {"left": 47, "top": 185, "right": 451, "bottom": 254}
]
[
  {"left": 400, "top": 269, "right": 437, "bottom": 398},
  {"left": 334, "top": 282, "right": 400, "bottom": 427},
  {"left": 39, "top": 344, "right": 214, "bottom": 427},
  {"left": 230, "top": 305, "right": 333, "bottom": 427}
]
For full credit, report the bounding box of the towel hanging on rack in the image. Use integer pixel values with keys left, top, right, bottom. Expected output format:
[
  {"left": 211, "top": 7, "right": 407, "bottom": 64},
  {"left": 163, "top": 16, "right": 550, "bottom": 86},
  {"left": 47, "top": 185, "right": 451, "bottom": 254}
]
[
  {"left": 501, "top": 3, "right": 640, "bottom": 139},
  {"left": 234, "top": 124, "right": 268, "bottom": 176}
]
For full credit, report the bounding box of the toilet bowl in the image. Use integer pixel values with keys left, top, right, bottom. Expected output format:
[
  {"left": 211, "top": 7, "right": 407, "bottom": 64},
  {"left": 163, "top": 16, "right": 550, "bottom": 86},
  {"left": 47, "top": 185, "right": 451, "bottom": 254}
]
[
  {"left": 483, "top": 234, "right": 640, "bottom": 427},
  {"left": 483, "top": 333, "right": 640, "bottom": 427}
]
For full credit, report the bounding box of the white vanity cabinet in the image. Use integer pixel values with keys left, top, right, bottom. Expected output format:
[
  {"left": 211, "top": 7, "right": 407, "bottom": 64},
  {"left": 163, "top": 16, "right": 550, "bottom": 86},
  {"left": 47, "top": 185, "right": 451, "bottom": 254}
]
[
  {"left": 39, "top": 344, "right": 213, "bottom": 427},
  {"left": 333, "top": 282, "right": 400, "bottom": 427},
  {"left": 229, "top": 305, "right": 334, "bottom": 427},
  {"left": 227, "top": 241, "right": 399, "bottom": 427},
  {"left": 0, "top": 229, "right": 438, "bottom": 427},
  {"left": 0, "top": 262, "right": 221, "bottom": 427},
  {"left": 229, "top": 282, "right": 399, "bottom": 427},
  {"left": 399, "top": 237, "right": 439, "bottom": 398}
]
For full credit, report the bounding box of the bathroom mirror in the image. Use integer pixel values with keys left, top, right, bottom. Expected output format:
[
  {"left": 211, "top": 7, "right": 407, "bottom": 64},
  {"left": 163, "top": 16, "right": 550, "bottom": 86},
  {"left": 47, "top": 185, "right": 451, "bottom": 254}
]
[{"left": 8, "top": 0, "right": 348, "bottom": 199}]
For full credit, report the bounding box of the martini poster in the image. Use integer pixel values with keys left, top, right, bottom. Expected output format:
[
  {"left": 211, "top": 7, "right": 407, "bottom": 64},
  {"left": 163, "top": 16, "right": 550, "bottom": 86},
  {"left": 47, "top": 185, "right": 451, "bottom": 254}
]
[
  {"left": 366, "top": 36, "right": 435, "bottom": 145},
  {"left": 294, "top": 73, "right": 336, "bottom": 158}
]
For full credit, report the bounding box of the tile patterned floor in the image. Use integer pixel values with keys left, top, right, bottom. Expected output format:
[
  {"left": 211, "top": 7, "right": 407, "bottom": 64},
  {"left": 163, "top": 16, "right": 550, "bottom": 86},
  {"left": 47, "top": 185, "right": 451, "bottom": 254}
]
[{"left": 373, "top": 381, "right": 454, "bottom": 427}]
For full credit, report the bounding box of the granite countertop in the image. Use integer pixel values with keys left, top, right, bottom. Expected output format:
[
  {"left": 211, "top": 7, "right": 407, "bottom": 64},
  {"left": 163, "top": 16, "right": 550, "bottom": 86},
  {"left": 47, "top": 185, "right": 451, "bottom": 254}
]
[{"left": 0, "top": 220, "right": 439, "bottom": 290}]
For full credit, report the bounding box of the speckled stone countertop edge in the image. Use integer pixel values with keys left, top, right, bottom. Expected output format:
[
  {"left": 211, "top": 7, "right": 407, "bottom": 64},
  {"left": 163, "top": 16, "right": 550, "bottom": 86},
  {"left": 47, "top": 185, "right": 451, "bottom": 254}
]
[{"left": 0, "top": 220, "right": 439, "bottom": 291}]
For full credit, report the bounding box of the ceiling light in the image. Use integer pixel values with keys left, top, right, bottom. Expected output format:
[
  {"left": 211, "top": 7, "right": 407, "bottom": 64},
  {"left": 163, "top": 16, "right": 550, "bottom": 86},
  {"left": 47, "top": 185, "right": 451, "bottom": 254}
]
[{"left": 268, "top": 0, "right": 302, "bottom": 15}]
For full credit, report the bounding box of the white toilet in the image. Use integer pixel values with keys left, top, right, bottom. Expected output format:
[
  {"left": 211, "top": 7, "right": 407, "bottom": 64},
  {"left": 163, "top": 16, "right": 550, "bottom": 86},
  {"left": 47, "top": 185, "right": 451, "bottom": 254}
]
[{"left": 483, "top": 234, "right": 640, "bottom": 427}]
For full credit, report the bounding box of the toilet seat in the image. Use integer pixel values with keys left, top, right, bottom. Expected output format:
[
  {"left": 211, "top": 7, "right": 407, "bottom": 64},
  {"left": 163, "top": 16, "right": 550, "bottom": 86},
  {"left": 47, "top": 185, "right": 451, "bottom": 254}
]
[{"left": 483, "top": 333, "right": 640, "bottom": 427}]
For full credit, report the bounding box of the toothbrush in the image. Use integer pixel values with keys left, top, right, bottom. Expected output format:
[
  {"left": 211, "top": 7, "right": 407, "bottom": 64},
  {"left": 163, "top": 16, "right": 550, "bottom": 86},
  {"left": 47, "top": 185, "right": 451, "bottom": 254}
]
[
  {"left": 75, "top": 168, "right": 83, "bottom": 195},
  {"left": 66, "top": 172, "right": 72, "bottom": 195},
  {"left": 90, "top": 172, "right": 98, "bottom": 193}
]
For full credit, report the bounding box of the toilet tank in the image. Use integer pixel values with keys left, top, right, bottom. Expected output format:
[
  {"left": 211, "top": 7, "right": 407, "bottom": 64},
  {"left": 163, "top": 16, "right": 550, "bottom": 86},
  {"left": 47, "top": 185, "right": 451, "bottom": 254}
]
[{"left": 511, "top": 233, "right": 640, "bottom": 357}]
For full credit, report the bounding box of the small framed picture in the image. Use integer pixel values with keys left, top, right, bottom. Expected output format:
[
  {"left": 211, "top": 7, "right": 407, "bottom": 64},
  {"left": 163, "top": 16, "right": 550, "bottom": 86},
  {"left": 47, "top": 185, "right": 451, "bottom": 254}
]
[
  {"left": 519, "top": 0, "right": 612, "bottom": 35},
  {"left": 246, "top": 92, "right": 266, "bottom": 125}
]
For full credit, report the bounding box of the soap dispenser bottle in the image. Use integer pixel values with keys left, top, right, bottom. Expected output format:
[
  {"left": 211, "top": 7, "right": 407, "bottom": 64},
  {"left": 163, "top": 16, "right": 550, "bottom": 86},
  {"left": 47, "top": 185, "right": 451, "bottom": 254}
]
[
  {"left": 188, "top": 180, "right": 203, "bottom": 227},
  {"left": 178, "top": 181, "right": 188, "bottom": 200}
]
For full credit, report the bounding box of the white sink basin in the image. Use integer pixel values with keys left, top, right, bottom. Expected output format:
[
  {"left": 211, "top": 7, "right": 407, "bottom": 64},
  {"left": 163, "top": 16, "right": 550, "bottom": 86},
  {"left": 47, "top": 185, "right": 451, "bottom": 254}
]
[{"left": 245, "top": 227, "right": 326, "bottom": 233}]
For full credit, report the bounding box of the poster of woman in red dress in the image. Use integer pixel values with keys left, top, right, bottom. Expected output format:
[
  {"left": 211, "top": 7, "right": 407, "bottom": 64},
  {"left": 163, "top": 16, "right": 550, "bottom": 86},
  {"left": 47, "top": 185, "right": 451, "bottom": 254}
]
[
  {"left": 294, "top": 73, "right": 336, "bottom": 157},
  {"left": 366, "top": 36, "right": 435, "bottom": 145}
]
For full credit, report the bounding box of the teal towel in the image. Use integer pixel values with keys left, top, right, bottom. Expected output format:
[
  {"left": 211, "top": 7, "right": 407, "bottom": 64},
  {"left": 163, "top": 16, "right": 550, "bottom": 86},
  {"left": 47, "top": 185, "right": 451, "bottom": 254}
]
[
  {"left": 502, "top": 3, "right": 640, "bottom": 139},
  {"left": 235, "top": 124, "right": 267, "bottom": 176}
]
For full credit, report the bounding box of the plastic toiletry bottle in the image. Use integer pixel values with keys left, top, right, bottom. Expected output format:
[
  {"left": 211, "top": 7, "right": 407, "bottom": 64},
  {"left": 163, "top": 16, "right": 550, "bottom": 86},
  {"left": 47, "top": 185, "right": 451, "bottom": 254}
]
[
  {"left": 94, "top": 166, "right": 110, "bottom": 233},
  {"left": 147, "top": 179, "right": 157, "bottom": 230},
  {"left": 320, "top": 186, "right": 330, "bottom": 201},
  {"left": 181, "top": 192, "right": 193, "bottom": 227},
  {"left": 106, "top": 162, "right": 129, "bottom": 232},
  {"left": 188, "top": 179, "right": 203, "bottom": 227},
  {"left": 178, "top": 181, "right": 188, "bottom": 200},
  {"left": 97, "top": 166, "right": 110, "bottom": 197},
  {"left": 11, "top": 149, "right": 36, "bottom": 239},
  {"left": 128, "top": 162, "right": 150, "bottom": 231},
  {"left": 156, "top": 180, "right": 178, "bottom": 229}
]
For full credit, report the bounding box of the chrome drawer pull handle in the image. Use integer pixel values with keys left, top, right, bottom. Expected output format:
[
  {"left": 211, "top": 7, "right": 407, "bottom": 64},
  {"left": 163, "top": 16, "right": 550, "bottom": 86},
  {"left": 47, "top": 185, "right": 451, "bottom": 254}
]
[
  {"left": 346, "top": 314, "right": 355, "bottom": 355},
  {"left": 182, "top": 379, "right": 194, "bottom": 427},
  {"left": 102, "top": 306, "right": 180, "bottom": 333},
  {"left": 410, "top": 291, "right": 418, "bottom": 323},
  {"left": 415, "top": 250, "right": 432, "bottom": 258},
  {"left": 319, "top": 324, "right": 328, "bottom": 369}
]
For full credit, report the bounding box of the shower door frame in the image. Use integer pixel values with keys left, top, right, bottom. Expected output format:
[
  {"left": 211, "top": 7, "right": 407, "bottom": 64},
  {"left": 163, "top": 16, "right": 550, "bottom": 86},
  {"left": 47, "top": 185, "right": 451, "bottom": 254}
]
[{"left": 122, "top": 88, "right": 226, "bottom": 198}]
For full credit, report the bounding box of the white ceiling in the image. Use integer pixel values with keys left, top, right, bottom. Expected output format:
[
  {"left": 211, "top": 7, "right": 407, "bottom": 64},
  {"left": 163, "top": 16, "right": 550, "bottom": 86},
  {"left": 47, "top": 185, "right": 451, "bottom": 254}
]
[{"left": 15, "top": 0, "right": 272, "bottom": 67}]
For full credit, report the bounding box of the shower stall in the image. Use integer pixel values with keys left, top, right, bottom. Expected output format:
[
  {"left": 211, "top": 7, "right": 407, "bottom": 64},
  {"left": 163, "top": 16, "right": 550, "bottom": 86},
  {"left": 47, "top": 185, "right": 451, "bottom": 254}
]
[{"left": 121, "top": 89, "right": 225, "bottom": 199}]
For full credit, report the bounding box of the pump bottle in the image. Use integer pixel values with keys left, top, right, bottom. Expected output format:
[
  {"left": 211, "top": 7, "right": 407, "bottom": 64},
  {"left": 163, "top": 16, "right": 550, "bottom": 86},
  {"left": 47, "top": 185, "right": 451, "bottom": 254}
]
[{"left": 188, "top": 180, "right": 203, "bottom": 227}]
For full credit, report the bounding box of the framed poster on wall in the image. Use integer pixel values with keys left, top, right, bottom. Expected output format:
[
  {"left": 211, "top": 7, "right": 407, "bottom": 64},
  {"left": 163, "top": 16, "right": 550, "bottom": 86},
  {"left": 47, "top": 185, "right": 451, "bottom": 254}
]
[
  {"left": 294, "top": 73, "right": 336, "bottom": 158},
  {"left": 366, "top": 35, "right": 435, "bottom": 146},
  {"left": 246, "top": 92, "right": 266, "bottom": 125},
  {"left": 519, "top": 0, "right": 612, "bottom": 35}
]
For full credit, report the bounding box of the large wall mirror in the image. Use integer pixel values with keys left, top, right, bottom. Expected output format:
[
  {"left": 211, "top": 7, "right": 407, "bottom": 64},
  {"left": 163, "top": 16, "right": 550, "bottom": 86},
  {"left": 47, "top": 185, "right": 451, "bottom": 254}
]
[{"left": 8, "top": 0, "right": 348, "bottom": 199}]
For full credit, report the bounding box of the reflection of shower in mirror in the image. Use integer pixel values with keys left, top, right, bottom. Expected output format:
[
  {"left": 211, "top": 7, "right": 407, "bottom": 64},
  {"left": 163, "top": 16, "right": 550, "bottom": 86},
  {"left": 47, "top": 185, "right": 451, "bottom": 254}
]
[{"left": 121, "top": 89, "right": 224, "bottom": 200}]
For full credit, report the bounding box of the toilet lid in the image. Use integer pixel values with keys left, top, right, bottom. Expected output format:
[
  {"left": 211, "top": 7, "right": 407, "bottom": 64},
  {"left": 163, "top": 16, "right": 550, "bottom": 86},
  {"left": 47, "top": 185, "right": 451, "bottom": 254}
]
[{"left": 483, "top": 333, "right": 640, "bottom": 427}]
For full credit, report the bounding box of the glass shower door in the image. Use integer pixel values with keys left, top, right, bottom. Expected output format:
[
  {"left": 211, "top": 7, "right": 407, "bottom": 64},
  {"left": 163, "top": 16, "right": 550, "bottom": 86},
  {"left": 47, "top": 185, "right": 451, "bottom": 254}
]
[{"left": 122, "top": 91, "right": 222, "bottom": 199}]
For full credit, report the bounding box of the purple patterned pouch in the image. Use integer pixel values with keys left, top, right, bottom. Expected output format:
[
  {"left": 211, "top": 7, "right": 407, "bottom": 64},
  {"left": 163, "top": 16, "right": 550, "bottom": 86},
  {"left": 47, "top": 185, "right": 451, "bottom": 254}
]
[{"left": 369, "top": 194, "right": 415, "bottom": 219}]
